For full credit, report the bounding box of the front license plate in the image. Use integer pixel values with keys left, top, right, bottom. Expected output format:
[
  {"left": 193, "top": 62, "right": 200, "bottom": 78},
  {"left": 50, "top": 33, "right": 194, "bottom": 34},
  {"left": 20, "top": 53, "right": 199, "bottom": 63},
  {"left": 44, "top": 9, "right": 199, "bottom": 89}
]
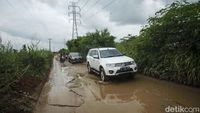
[{"left": 120, "top": 66, "right": 130, "bottom": 71}]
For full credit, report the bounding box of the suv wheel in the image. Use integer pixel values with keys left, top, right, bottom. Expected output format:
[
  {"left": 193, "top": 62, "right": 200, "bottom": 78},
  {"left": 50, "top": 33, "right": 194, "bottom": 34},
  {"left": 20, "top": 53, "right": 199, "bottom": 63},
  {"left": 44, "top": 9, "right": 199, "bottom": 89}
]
[
  {"left": 100, "top": 68, "right": 109, "bottom": 82},
  {"left": 87, "top": 63, "right": 92, "bottom": 74}
]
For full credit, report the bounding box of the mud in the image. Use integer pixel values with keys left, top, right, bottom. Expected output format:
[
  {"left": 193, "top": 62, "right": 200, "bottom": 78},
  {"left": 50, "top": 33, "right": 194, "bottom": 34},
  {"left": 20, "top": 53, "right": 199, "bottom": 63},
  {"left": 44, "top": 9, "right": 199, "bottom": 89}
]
[{"left": 34, "top": 57, "right": 200, "bottom": 113}]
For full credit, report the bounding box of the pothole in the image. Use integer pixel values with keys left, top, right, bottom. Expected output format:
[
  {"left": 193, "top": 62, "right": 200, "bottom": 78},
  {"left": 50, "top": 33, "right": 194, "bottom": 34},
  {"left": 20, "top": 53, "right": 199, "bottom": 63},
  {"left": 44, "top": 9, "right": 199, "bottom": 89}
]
[
  {"left": 69, "top": 88, "right": 85, "bottom": 97},
  {"left": 48, "top": 90, "right": 83, "bottom": 108},
  {"left": 66, "top": 77, "right": 82, "bottom": 89},
  {"left": 66, "top": 82, "right": 82, "bottom": 88}
]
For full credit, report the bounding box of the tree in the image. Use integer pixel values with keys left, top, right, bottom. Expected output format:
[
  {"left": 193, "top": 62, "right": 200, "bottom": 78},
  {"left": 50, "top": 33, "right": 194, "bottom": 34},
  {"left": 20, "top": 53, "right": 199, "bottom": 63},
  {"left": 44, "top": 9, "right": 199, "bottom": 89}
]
[
  {"left": 58, "top": 48, "right": 69, "bottom": 55},
  {"left": 66, "top": 29, "right": 116, "bottom": 58}
]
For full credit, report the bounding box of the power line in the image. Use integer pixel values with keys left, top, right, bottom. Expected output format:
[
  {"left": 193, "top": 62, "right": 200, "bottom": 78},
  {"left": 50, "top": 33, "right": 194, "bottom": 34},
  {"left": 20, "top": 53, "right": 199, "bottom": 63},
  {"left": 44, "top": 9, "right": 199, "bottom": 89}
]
[
  {"left": 5, "top": 0, "right": 34, "bottom": 19},
  {"left": 82, "top": 0, "right": 102, "bottom": 14},
  {"left": 80, "top": 0, "right": 90, "bottom": 10},
  {"left": 101, "top": 0, "right": 117, "bottom": 10},
  {"left": 85, "top": 0, "right": 117, "bottom": 20},
  {"left": 4, "top": 0, "right": 49, "bottom": 40},
  {"left": 5, "top": 0, "right": 15, "bottom": 8},
  {"left": 68, "top": 2, "right": 81, "bottom": 39}
]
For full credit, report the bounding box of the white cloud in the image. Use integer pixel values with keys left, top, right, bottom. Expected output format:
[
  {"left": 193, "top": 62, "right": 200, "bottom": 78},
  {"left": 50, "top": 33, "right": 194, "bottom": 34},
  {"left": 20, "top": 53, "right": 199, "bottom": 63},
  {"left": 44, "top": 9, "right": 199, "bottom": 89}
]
[{"left": 0, "top": 0, "right": 197, "bottom": 51}]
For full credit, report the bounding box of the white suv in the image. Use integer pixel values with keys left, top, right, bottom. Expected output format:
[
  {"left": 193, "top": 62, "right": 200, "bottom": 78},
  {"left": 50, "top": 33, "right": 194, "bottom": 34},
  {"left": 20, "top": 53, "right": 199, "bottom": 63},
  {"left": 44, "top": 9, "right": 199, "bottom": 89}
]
[{"left": 86, "top": 47, "right": 137, "bottom": 81}]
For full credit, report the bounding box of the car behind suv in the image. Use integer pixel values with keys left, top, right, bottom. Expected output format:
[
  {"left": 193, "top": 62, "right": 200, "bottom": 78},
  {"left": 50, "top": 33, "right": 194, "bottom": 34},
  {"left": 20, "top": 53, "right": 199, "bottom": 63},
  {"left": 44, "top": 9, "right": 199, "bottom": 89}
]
[
  {"left": 86, "top": 47, "right": 137, "bottom": 81},
  {"left": 68, "top": 52, "right": 83, "bottom": 63}
]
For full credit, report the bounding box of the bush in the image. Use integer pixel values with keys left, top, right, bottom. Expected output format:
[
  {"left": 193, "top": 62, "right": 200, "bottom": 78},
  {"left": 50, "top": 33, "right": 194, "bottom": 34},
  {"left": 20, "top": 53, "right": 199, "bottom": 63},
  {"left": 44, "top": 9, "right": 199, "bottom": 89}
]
[
  {"left": 117, "top": 1, "right": 200, "bottom": 86},
  {"left": 0, "top": 43, "right": 53, "bottom": 113}
]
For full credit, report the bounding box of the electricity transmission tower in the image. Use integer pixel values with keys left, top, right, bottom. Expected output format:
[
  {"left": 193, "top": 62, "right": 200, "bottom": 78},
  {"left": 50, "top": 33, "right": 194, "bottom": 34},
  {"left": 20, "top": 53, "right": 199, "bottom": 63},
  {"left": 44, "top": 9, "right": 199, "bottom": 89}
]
[{"left": 68, "top": 1, "right": 81, "bottom": 39}]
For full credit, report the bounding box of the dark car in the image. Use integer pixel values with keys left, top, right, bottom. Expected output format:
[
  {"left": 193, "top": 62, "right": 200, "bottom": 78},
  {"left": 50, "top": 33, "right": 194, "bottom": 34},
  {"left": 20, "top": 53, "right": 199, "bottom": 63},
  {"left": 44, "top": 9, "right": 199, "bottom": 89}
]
[{"left": 68, "top": 52, "right": 83, "bottom": 63}]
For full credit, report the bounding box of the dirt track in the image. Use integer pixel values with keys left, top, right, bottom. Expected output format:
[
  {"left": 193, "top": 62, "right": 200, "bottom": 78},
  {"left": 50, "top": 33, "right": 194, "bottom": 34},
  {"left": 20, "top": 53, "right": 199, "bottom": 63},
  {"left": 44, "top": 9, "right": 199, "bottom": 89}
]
[{"left": 34, "top": 57, "right": 200, "bottom": 113}]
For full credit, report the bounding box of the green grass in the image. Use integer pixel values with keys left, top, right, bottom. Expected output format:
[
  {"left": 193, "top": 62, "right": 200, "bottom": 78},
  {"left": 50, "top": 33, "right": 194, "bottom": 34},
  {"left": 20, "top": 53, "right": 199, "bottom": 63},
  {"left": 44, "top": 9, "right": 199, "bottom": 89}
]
[{"left": 0, "top": 43, "right": 53, "bottom": 113}]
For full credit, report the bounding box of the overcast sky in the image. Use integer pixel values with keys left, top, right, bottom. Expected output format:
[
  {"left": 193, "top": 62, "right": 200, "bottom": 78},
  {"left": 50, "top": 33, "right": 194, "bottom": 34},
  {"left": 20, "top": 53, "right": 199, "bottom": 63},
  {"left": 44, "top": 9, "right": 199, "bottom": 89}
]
[{"left": 0, "top": 0, "right": 197, "bottom": 51}]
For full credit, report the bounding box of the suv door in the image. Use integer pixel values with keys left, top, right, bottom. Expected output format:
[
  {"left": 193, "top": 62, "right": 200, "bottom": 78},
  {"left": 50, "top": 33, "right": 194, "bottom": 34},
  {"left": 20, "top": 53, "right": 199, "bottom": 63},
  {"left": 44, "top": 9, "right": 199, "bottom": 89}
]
[{"left": 92, "top": 50, "right": 100, "bottom": 71}]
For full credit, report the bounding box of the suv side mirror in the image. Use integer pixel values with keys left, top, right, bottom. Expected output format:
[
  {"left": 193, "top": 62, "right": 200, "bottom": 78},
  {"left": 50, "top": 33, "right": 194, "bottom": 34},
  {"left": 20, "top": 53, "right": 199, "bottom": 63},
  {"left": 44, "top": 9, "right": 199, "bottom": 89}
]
[{"left": 92, "top": 55, "right": 99, "bottom": 59}]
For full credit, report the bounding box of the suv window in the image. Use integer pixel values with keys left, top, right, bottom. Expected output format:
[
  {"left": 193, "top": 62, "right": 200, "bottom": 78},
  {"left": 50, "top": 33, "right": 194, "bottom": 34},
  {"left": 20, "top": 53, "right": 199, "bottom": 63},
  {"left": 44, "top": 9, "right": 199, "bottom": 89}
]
[
  {"left": 93, "top": 50, "right": 98, "bottom": 56},
  {"left": 89, "top": 50, "right": 94, "bottom": 56},
  {"left": 89, "top": 50, "right": 99, "bottom": 58}
]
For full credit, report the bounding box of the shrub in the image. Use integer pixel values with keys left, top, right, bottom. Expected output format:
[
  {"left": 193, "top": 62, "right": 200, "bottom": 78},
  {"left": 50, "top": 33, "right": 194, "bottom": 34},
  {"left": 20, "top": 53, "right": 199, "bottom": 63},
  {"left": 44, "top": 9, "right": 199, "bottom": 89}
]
[{"left": 117, "top": 1, "right": 200, "bottom": 86}]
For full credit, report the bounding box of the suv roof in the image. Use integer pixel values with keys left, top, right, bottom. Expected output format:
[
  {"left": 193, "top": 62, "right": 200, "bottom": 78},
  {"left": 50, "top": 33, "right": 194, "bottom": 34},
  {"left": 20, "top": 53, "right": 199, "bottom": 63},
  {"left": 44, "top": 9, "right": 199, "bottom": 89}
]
[{"left": 89, "top": 47, "right": 116, "bottom": 51}]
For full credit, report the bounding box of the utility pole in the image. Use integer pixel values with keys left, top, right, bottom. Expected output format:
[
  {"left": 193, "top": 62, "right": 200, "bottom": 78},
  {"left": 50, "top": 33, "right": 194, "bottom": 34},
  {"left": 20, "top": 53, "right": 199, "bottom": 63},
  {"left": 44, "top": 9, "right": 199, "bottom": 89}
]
[
  {"left": 48, "top": 38, "right": 52, "bottom": 51},
  {"left": 64, "top": 39, "right": 66, "bottom": 48},
  {"left": 68, "top": 1, "right": 81, "bottom": 39}
]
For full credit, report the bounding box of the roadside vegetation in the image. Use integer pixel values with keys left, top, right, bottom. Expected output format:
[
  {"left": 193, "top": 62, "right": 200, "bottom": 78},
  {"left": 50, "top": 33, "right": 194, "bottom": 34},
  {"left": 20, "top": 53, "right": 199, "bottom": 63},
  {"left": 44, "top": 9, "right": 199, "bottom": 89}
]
[
  {"left": 0, "top": 43, "right": 53, "bottom": 113},
  {"left": 117, "top": 1, "right": 200, "bottom": 86},
  {"left": 66, "top": 1, "right": 200, "bottom": 86}
]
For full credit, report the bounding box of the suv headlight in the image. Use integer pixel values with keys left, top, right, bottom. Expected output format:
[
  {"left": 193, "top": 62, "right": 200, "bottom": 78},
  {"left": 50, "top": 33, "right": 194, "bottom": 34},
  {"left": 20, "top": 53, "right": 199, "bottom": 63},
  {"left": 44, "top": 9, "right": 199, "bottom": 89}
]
[
  {"left": 106, "top": 63, "right": 115, "bottom": 68},
  {"left": 130, "top": 61, "right": 135, "bottom": 65}
]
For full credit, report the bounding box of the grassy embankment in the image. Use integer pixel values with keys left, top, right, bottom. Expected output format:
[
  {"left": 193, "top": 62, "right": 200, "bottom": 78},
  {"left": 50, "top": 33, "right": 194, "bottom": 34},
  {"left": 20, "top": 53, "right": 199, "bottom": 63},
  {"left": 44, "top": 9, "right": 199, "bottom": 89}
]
[{"left": 0, "top": 43, "right": 53, "bottom": 113}]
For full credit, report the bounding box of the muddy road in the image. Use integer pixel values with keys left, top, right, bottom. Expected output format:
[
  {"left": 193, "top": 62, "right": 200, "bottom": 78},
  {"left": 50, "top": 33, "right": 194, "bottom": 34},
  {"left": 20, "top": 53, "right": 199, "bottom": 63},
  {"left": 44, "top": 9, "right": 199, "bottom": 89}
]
[{"left": 34, "top": 57, "right": 200, "bottom": 113}]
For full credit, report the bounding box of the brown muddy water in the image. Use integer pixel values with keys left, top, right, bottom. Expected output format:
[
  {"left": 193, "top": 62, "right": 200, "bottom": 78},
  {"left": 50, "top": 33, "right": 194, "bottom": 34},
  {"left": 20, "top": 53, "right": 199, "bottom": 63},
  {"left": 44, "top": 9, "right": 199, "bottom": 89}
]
[{"left": 34, "top": 57, "right": 200, "bottom": 113}]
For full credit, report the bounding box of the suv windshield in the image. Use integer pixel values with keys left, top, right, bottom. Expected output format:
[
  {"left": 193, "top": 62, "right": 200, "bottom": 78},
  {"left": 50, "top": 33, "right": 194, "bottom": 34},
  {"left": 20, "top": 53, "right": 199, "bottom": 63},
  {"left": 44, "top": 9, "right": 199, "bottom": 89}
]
[{"left": 100, "top": 49, "right": 123, "bottom": 58}]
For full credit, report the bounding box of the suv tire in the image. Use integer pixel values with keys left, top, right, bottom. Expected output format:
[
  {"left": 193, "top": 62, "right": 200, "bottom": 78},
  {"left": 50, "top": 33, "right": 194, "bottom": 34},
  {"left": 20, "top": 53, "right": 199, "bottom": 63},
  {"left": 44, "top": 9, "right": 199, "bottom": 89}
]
[
  {"left": 100, "top": 67, "right": 109, "bottom": 82},
  {"left": 87, "top": 63, "right": 92, "bottom": 74}
]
